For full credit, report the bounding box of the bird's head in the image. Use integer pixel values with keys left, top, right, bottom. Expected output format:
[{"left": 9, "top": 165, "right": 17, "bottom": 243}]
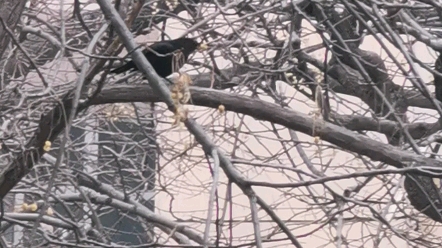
[{"left": 172, "top": 37, "right": 208, "bottom": 56}]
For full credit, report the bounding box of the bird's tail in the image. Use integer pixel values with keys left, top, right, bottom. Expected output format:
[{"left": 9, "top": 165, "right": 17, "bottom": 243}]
[{"left": 110, "top": 61, "right": 135, "bottom": 74}]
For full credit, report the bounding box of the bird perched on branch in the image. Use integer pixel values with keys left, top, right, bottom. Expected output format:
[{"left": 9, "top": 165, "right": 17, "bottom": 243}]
[{"left": 110, "top": 37, "right": 207, "bottom": 78}]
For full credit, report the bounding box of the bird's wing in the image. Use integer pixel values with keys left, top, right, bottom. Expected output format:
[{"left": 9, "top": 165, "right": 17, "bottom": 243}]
[{"left": 144, "top": 41, "right": 186, "bottom": 74}]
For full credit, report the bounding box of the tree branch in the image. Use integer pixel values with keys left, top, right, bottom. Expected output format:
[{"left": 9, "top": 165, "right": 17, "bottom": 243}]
[{"left": 89, "top": 85, "right": 442, "bottom": 170}]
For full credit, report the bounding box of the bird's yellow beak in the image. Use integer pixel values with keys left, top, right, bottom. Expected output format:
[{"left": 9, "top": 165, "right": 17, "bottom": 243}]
[{"left": 197, "top": 43, "right": 208, "bottom": 52}]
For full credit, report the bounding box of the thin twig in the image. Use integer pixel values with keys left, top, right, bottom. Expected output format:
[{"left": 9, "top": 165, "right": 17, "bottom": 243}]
[
  {"left": 29, "top": 22, "right": 109, "bottom": 241},
  {"left": 203, "top": 149, "right": 220, "bottom": 247},
  {"left": 0, "top": 17, "right": 49, "bottom": 88}
]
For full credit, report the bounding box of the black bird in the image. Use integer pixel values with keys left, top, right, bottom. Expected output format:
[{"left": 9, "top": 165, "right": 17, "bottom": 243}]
[{"left": 110, "top": 37, "right": 205, "bottom": 78}]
